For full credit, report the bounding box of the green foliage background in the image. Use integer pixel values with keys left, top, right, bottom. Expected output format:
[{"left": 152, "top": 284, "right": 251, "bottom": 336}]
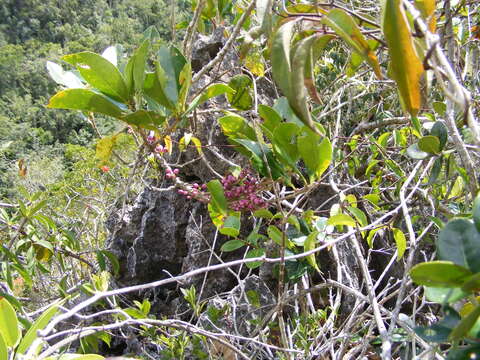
[{"left": 0, "top": 0, "right": 188, "bottom": 197}]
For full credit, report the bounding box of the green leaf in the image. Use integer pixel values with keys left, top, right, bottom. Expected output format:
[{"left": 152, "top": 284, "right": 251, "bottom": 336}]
[
  {"left": 218, "top": 114, "right": 256, "bottom": 140},
  {"left": 381, "top": 0, "right": 424, "bottom": 116},
  {"left": 16, "top": 302, "right": 60, "bottom": 354},
  {"left": 430, "top": 121, "right": 448, "bottom": 150},
  {"left": 298, "top": 133, "right": 332, "bottom": 180},
  {"left": 0, "top": 334, "right": 7, "bottom": 360},
  {"left": 428, "top": 156, "right": 443, "bottom": 185},
  {"left": 221, "top": 239, "right": 245, "bottom": 252},
  {"left": 62, "top": 51, "right": 129, "bottom": 102},
  {"left": 437, "top": 219, "right": 480, "bottom": 273},
  {"left": 410, "top": 261, "right": 472, "bottom": 287},
  {"left": 424, "top": 287, "right": 467, "bottom": 304},
  {"left": 327, "top": 214, "right": 356, "bottom": 227},
  {"left": 347, "top": 206, "right": 368, "bottom": 227},
  {"left": 406, "top": 143, "right": 429, "bottom": 160},
  {"left": 267, "top": 225, "right": 283, "bottom": 246},
  {"left": 432, "top": 101, "right": 446, "bottom": 116},
  {"left": 157, "top": 46, "right": 187, "bottom": 105},
  {"left": 322, "top": 9, "right": 382, "bottom": 79},
  {"left": 46, "top": 61, "right": 84, "bottom": 88},
  {"left": 47, "top": 89, "right": 125, "bottom": 118},
  {"left": 207, "top": 180, "right": 228, "bottom": 216},
  {"left": 178, "top": 62, "right": 192, "bottom": 111},
  {"left": 304, "top": 231, "right": 320, "bottom": 272},
  {"left": 187, "top": 83, "right": 234, "bottom": 113},
  {"left": 245, "top": 248, "right": 265, "bottom": 269},
  {"left": 273, "top": 123, "right": 300, "bottom": 167},
  {"left": 122, "top": 110, "right": 165, "bottom": 129},
  {"left": 233, "top": 139, "right": 284, "bottom": 179},
  {"left": 143, "top": 67, "right": 175, "bottom": 110},
  {"left": 449, "top": 303, "right": 480, "bottom": 342},
  {"left": 226, "top": 74, "right": 253, "bottom": 110},
  {"left": 271, "top": 20, "right": 296, "bottom": 100},
  {"left": 289, "top": 35, "right": 320, "bottom": 132},
  {"left": 392, "top": 228, "right": 407, "bottom": 260},
  {"left": 219, "top": 212, "right": 241, "bottom": 237},
  {"left": 473, "top": 195, "right": 480, "bottom": 233},
  {"left": 131, "top": 40, "right": 150, "bottom": 94},
  {"left": 0, "top": 298, "right": 20, "bottom": 348},
  {"left": 253, "top": 209, "right": 273, "bottom": 219},
  {"left": 418, "top": 135, "right": 441, "bottom": 154},
  {"left": 258, "top": 105, "right": 282, "bottom": 136}
]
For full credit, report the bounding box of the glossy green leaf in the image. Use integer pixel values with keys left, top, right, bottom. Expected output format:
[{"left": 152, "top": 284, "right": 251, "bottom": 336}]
[
  {"left": 438, "top": 219, "right": 480, "bottom": 273},
  {"left": 187, "top": 83, "right": 234, "bottom": 113},
  {"left": 289, "top": 35, "right": 319, "bottom": 132},
  {"left": 449, "top": 303, "right": 480, "bottom": 342},
  {"left": 430, "top": 121, "right": 448, "bottom": 150},
  {"left": 418, "top": 135, "right": 441, "bottom": 154},
  {"left": 62, "top": 51, "right": 129, "bottom": 102},
  {"left": 99, "top": 250, "right": 120, "bottom": 276},
  {"left": 0, "top": 298, "right": 20, "bottom": 348},
  {"left": 245, "top": 248, "right": 265, "bottom": 269},
  {"left": 207, "top": 180, "right": 228, "bottom": 216},
  {"left": 47, "top": 89, "right": 125, "bottom": 118},
  {"left": 298, "top": 134, "right": 332, "bottom": 180},
  {"left": 410, "top": 261, "right": 472, "bottom": 287},
  {"left": 220, "top": 212, "right": 241, "bottom": 237},
  {"left": 304, "top": 231, "right": 320, "bottom": 272},
  {"left": 226, "top": 74, "right": 253, "bottom": 110},
  {"left": 327, "top": 214, "right": 356, "bottom": 227},
  {"left": 221, "top": 239, "right": 245, "bottom": 252},
  {"left": 46, "top": 61, "right": 84, "bottom": 88},
  {"left": 348, "top": 206, "right": 368, "bottom": 227},
  {"left": 131, "top": 40, "right": 150, "bottom": 94},
  {"left": 271, "top": 20, "right": 296, "bottom": 100},
  {"left": 157, "top": 45, "right": 187, "bottom": 104},
  {"left": 233, "top": 139, "right": 284, "bottom": 179},
  {"left": 462, "top": 273, "right": 480, "bottom": 293},
  {"left": 0, "top": 334, "right": 7, "bottom": 360},
  {"left": 322, "top": 9, "right": 382, "bottom": 79},
  {"left": 382, "top": 0, "right": 424, "bottom": 116},
  {"left": 218, "top": 114, "right": 256, "bottom": 140},
  {"left": 273, "top": 123, "right": 300, "bottom": 167},
  {"left": 267, "top": 225, "right": 283, "bottom": 246},
  {"left": 253, "top": 209, "right": 273, "bottom": 219},
  {"left": 424, "top": 287, "right": 467, "bottom": 304},
  {"left": 258, "top": 105, "right": 282, "bottom": 135},
  {"left": 122, "top": 110, "right": 165, "bottom": 129},
  {"left": 143, "top": 66, "right": 175, "bottom": 110},
  {"left": 392, "top": 227, "right": 407, "bottom": 260},
  {"left": 16, "top": 302, "right": 60, "bottom": 354},
  {"left": 406, "top": 143, "right": 429, "bottom": 160}
]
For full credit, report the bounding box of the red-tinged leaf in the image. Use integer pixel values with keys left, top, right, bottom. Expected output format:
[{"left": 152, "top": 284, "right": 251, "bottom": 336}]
[{"left": 382, "top": 0, "right": 424, "bottom": 116}]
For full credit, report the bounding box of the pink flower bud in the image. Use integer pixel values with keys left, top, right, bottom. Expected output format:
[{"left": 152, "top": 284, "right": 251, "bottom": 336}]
[{"left": 173, "top": 168, "right": 180, "bottom": 175}]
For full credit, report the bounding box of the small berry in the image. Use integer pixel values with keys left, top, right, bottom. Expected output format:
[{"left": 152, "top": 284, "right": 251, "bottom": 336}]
[{"left": 101, "top": 165, "right": 110, "bottom": 173}]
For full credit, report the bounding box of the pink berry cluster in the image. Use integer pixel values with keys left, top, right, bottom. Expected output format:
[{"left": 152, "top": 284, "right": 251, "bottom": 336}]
[
  {"left": 177, "top": 182, "right": 208, "bottom": 200},
  {"left": 155, "top": 144, "right": 168, "bottom": 154},
  {"left": 147, "top": 130, "right": 156, "bottom": 144},
  {"left": 222, "top": 169, "right": 267, "bottom": 212},
  {"left": 165, "top": 168, "right": 179, "bottom": 179}
]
